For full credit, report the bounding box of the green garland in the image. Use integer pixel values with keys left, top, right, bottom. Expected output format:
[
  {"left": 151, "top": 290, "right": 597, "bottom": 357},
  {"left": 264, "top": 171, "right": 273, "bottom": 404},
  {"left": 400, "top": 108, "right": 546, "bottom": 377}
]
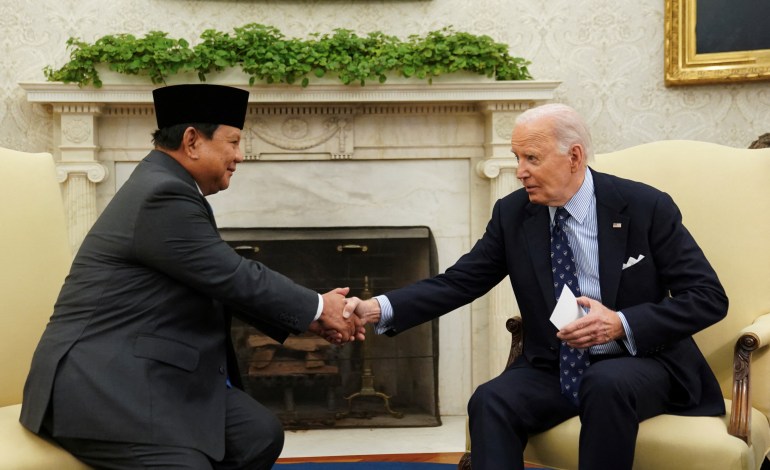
[{"left": 44, "top": 24, "right": 532, "bottom": 87}]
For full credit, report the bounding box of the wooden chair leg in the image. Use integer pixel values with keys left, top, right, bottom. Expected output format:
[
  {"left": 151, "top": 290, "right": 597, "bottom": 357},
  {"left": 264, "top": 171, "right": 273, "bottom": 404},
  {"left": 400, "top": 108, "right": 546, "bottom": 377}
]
[{"left": 458, "top": 452, "right": 472, "bottom": 469}]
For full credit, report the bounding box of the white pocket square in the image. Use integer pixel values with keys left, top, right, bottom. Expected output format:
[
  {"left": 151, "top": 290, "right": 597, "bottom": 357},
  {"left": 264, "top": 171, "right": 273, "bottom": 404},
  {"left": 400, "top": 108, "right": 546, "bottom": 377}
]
[{"left": 622, "top": 254, "right": 645, "bottom": 270}]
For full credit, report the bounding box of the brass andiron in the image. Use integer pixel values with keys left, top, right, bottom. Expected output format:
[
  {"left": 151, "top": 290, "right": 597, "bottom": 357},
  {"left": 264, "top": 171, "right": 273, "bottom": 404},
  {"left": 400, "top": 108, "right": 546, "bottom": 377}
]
[{"left": 337, "top": 276, "right": 403, "bottom": 419}]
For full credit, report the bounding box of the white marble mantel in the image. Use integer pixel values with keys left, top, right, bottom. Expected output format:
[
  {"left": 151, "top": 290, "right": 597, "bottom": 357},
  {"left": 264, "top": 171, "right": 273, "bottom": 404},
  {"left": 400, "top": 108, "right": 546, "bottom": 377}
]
[
  {"left": 22, "top": 79, "right": 559, "bottom": 104},
  {"left": 21, "top": 78, "right": 560, "bottom": 416}
]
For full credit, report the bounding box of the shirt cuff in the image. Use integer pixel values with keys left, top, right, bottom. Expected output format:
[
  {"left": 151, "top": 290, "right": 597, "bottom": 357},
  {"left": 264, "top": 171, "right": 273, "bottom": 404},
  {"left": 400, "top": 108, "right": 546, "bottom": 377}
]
[
  {"left": 374, "top": 294, "right": 393, "bottom": 335},
  {"left": 314, "top": 293, "right": 323, "bottom": 321},
  {"left": 617, "top": 311, "right": 637, "bottom": 356}
]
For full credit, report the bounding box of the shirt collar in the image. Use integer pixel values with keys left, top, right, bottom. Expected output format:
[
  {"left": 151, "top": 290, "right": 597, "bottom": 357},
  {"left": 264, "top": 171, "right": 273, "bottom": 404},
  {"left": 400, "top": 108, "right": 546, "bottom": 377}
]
[{"left": 549, "top": 168, "right": 594, "bottom": 223}]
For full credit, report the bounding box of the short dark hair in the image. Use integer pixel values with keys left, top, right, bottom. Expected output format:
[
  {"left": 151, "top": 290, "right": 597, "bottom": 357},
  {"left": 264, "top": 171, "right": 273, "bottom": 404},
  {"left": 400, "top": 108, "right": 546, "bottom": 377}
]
[{"left": 151, "top": 123, "right": 219, "bottom": 150}]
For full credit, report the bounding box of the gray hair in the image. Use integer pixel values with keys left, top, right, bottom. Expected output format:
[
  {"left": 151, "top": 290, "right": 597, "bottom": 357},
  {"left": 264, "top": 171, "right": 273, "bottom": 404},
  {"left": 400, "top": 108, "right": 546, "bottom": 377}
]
[{"left": 515, "top": 103, "right": 594, "bottom": 163}]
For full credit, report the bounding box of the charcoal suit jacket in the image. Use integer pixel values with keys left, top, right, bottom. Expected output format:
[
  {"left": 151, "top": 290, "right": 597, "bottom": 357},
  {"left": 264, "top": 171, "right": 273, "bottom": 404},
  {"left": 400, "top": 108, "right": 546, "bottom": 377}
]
[
  {"left": 383, "top": 168, "right": 728, "bottom": 416},
  {"left": 20, "top": 150, "right": 320, "bottom": 460}
]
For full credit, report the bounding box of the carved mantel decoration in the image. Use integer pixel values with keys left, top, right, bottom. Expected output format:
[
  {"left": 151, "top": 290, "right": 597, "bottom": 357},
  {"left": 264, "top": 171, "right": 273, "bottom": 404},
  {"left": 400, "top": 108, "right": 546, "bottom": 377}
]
[{"left": 21, "top": 79, "right": 560, "bottom": 413}]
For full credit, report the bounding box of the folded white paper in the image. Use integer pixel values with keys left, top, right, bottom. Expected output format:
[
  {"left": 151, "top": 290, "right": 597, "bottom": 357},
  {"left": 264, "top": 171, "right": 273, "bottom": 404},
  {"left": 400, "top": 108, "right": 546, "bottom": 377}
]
[{"left": 550, "top": 284, "right": 584, "bottom": 330}]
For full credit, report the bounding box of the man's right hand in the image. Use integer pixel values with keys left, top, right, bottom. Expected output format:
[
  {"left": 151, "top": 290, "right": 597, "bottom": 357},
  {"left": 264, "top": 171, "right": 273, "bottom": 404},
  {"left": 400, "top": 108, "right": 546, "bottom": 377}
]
[
  {"left": 346, "top": 297, "right": 382, "bottom": 326},
  {"left": 318, "top": 287, "right": 362, "bottom": 343}
]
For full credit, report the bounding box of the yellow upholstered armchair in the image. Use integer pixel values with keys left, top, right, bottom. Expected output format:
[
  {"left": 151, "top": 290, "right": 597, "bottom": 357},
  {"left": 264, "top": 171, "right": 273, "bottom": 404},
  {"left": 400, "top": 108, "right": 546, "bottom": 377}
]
[
  {"left": 0, "top": 147, "right": 91, "bottom": 468},
  {"left": 460, "top": 140, "right": 770, "bottom": 470}
]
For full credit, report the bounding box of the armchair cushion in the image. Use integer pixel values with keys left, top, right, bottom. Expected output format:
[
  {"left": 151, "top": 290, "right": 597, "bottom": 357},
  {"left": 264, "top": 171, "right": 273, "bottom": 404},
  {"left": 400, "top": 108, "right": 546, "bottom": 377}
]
[
  {"left": 0, "top": 148, "right": 71, "bottom": 406},
  {"left": 0, "top": 147, "right": 90, "bottom": 469},
  {"left": 524, "top": 400, "right": 770, "bottom": 470},
  {"left": 0, "top": 404, "right": 89, "bottom": 469}
]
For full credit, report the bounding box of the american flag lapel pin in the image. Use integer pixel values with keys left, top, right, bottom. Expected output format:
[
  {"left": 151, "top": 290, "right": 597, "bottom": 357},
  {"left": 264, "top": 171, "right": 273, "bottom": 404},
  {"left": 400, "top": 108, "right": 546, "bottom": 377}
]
[{"left": 612, "top": 222, "right": 622, "bottom": 228}]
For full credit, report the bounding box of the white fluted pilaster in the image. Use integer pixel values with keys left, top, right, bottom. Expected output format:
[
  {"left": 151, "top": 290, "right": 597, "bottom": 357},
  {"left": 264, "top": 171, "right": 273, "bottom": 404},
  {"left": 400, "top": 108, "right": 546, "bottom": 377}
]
[
  {"left": 474, "top": 101, "right": 544, "bottom": 382},
  {"left": 56, "top": 162, "right": 107, "bottom": 253},
  {"left": 52, "top": 104, "right": 106, "bottom": 252},
  {"left": 476, "top": 157, "right": 522, "bottom": 377}
]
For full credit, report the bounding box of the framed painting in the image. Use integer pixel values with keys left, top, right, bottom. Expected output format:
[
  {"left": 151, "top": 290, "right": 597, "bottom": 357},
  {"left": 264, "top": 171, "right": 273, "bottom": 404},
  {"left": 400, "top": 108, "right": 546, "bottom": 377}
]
[{"left": 664, "top": 0, "right": 770, "bottom": 85}]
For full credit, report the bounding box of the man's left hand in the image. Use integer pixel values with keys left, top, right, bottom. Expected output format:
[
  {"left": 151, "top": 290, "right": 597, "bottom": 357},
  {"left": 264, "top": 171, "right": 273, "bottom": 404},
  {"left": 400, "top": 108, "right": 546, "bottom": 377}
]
[{"left": 557, "top": 297, "right": 624, "bottom": 349}]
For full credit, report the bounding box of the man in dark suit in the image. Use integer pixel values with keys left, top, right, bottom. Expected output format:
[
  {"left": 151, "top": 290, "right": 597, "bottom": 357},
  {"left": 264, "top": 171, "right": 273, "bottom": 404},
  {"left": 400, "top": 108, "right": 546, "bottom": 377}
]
[
  {"left": 20, "top": 84, "right": 361, "bottom": 469},
  {"left": 349, "top": 103, "right": 728, "bottom": 469}
]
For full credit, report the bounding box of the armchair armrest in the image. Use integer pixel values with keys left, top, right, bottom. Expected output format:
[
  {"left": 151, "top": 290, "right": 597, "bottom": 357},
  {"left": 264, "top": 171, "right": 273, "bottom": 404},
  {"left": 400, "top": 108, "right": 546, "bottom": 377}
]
[
  {"left": 505, "top": 313, "right": 770, "bottom": 444},
  {"left": 505, "top": 317, "right": 524, "bottom": 368},
  {"left": 729, "top": 312, "right": 770, "bottom": 444}
]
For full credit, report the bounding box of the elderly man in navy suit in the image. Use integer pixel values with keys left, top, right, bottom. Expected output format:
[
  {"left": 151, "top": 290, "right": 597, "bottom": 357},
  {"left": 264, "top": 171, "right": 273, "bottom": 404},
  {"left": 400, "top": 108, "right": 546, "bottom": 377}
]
[{"left": 349, "top": 103, "right": 728, "bottom": 469}]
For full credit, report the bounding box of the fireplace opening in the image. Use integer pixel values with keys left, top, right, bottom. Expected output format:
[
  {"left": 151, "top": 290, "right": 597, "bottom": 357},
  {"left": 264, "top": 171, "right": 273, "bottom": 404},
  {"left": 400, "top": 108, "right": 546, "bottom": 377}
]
[{"left": 221, "top": 227, "right": 439, "bottom": 429}]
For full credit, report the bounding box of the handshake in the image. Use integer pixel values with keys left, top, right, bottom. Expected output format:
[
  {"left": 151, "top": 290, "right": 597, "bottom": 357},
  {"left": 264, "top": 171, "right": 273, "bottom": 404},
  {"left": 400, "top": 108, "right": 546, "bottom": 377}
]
[{"left": 307, "top": 287, "right": 381, "bottom": 344}]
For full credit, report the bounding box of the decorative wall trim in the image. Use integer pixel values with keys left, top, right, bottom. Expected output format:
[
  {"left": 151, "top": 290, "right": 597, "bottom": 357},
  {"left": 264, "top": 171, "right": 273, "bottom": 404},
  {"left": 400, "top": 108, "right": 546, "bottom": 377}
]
[{"left": 21, "top": 80, "right": 561, "bottom": 105}]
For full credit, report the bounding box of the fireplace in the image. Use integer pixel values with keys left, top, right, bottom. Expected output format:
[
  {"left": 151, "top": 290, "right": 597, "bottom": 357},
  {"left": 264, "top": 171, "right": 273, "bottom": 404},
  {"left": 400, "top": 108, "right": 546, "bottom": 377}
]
[
  {"left": 22, "top": 78, "right": 559, "bottom": 420},
  {"left": 221, "top": 226, "right": 439, "bottom": 428}
]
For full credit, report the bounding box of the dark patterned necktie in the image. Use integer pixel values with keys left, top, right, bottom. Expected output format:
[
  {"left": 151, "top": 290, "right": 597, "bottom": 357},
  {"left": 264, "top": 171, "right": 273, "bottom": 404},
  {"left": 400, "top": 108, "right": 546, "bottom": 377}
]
[{"left": 551, "top": 207, "right": 590, "bottom": 406}]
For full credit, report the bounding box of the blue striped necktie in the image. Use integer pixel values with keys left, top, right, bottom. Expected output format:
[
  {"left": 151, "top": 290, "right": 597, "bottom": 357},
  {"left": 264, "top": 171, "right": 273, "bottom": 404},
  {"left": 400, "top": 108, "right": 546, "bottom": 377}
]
[{"left": 551, "top": 207, "right": 590, "bottom": 406}]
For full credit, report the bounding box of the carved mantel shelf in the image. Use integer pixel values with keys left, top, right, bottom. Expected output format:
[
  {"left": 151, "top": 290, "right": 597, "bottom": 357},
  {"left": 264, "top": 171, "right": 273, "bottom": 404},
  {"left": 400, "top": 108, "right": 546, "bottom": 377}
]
[
  {"left": 21, "top": 80, "right": 560, "bottom": 104},
  {"left": 22, "top": 79, "right": 561, "bottom": 389}
]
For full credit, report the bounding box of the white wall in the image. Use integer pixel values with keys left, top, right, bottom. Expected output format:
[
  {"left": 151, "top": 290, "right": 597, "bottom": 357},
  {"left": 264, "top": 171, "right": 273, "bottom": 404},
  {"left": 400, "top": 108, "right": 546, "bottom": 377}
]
[{"left": 2, "top": 0, "right": 769, "bottom": 154}]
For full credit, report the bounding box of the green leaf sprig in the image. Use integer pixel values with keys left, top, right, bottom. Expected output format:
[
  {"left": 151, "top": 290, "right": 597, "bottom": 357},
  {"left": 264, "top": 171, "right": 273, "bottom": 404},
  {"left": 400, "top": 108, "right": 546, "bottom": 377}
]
[{"left": 44, "top": 24, "right": 532, "bottom": 88}]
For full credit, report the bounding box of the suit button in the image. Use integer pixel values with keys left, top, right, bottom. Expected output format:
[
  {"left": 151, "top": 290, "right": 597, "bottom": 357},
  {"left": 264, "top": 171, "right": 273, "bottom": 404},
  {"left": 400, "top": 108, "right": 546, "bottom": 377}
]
[{"left": 219, "top": 366, "right": 225, "bottom": 374}]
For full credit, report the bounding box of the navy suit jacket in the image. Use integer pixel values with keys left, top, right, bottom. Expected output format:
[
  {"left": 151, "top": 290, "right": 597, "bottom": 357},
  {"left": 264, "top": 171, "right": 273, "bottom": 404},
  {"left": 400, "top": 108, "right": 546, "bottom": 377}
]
[
  {"left": 385, "top": 168, "right": 728, "bottom": 416},
  {"left": 21, "top": 151, "right": 320, "bottom": 459}
]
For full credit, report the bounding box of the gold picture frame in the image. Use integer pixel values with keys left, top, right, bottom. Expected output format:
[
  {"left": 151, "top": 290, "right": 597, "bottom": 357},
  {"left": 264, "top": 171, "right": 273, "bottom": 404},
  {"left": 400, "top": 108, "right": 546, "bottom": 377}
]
[{"left": 665, "top": 0, "right": 770, "bottom": 86}]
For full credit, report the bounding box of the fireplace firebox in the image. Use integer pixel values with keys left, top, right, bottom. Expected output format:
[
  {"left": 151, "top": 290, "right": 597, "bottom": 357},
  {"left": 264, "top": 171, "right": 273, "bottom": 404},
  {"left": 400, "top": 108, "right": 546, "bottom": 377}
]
[{"left": 221, "top": 226, "right": 439, "bottom": 429}]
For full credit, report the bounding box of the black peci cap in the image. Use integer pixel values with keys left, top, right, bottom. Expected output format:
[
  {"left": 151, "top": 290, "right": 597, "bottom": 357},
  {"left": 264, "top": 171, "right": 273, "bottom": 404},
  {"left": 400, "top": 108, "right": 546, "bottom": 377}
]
[{"left": 152, "top": 84, "right": 249, "bottom": 130}]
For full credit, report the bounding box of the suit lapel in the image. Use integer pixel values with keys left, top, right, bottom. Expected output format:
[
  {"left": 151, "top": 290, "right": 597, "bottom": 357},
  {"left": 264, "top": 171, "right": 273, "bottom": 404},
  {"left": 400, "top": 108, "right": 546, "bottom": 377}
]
[
  {"left": 523, "top": 203, "right": 557, "bottom": 312},
  {"left": 201, "top": 196, "right": 218, "bottom": 228},
  {"left": 592, "top": 169, "right": 629, "bottom": 310}
]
